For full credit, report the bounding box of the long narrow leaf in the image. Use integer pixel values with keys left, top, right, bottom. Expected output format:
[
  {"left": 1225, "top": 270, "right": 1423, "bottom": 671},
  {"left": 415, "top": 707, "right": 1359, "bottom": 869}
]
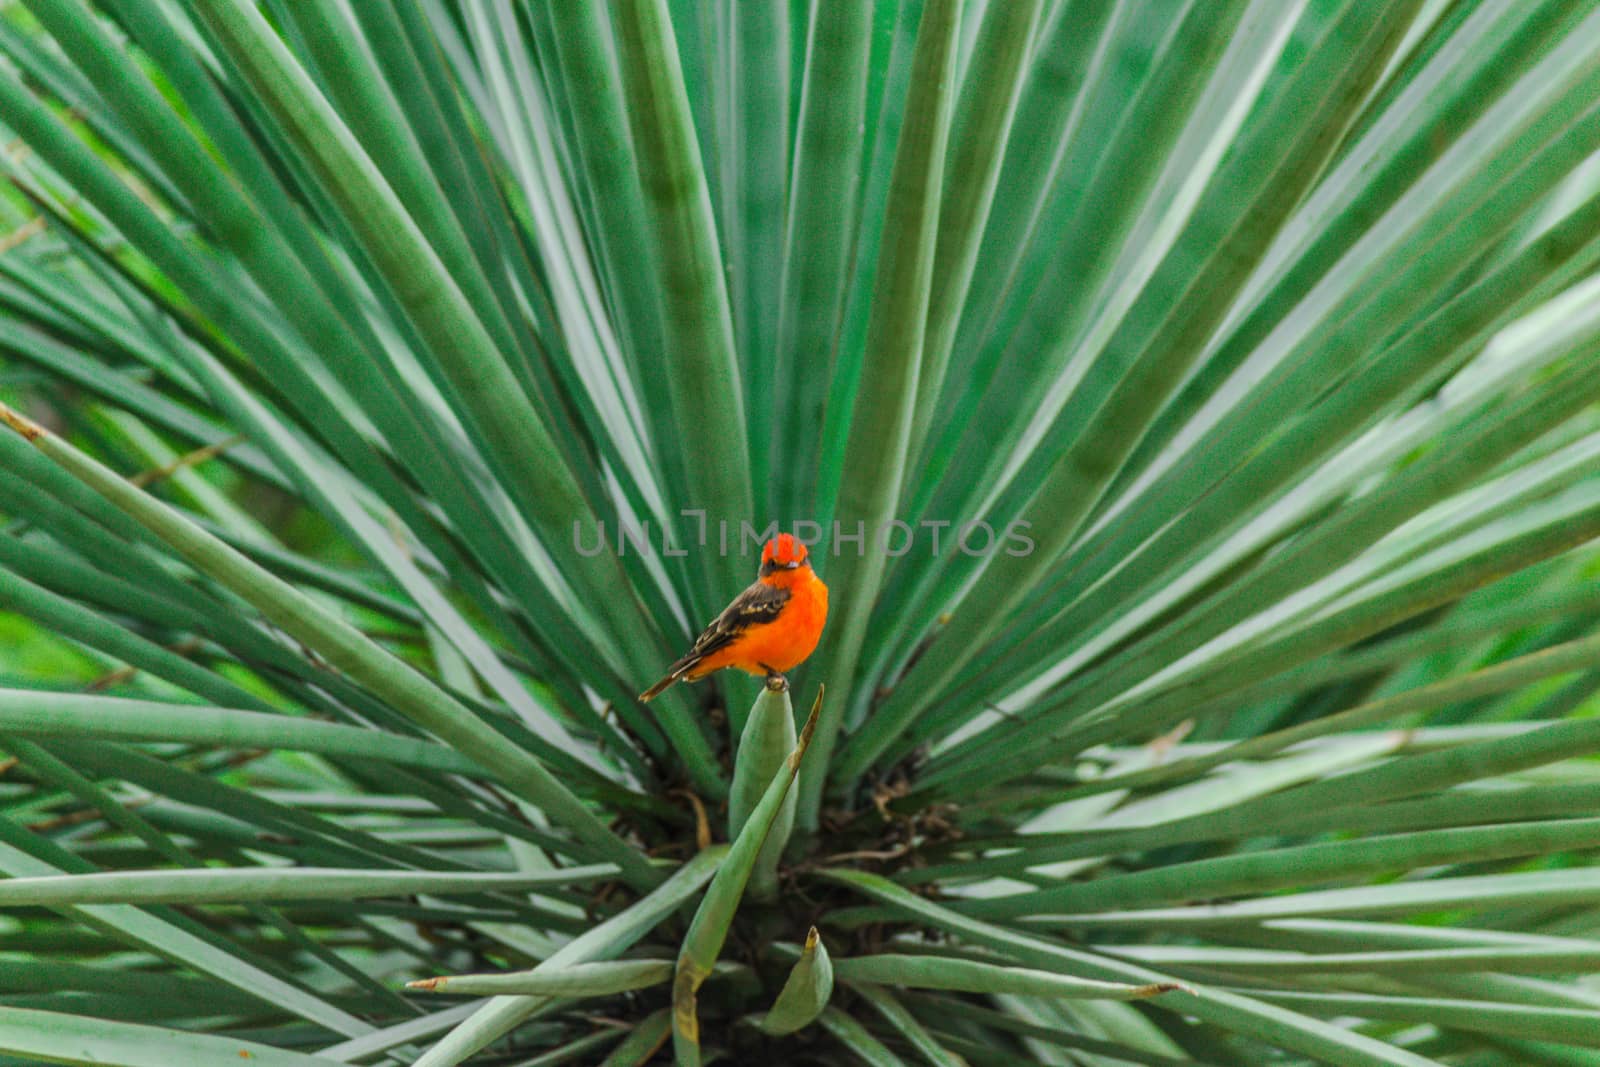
[
  {"left": 0, "top": 402, "right": 656, "bottom": 886},
  {"left": 675, "top": 688, "right": 822, "bottom": 1063}
]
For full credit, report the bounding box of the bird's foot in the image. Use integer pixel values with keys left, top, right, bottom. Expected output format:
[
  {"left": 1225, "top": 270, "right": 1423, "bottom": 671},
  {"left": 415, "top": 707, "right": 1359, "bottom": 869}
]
[{"left": 762, "top": 667, "right": 788, "bottom": 693}]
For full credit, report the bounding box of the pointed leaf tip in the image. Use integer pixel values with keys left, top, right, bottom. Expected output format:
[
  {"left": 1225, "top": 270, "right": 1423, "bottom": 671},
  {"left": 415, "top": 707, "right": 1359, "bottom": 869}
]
[
  {"left": 761, "top": 928, "right": 835, "bottom": 1035},
  {"left": 829, "top": 952, "right": 1195, "bottom": 1002},
  {"left": 1140, "top": 981, "right": 1197, "bottom": 998},
  {"left": 405, "top": 959, "right": 674, "bottom": 997},
  {"left": 791, "top": 684, "right": 825, "bottom": 770},
  {"left": 0, "top": 401, "right": 44, "bottom": 442}
]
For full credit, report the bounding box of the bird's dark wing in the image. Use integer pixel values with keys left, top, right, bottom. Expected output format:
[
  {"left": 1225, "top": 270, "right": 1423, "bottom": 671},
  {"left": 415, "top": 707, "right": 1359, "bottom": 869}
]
[
  {"left": 640, "top": 581, "right": 792, "bottom": 701},
  {"left": 677, "top": 580, "right": 790, "bottom": 667}
]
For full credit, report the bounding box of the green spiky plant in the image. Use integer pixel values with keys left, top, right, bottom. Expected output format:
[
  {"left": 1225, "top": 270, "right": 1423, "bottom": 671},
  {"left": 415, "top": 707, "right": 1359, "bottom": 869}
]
[{"left": 5, "top": 0, "right": 1600, "bottom": 1063}]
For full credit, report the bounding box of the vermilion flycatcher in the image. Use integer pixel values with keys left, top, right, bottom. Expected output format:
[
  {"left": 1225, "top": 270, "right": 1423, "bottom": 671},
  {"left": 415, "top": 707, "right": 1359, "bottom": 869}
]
[{"left": 639, "top": 533, "right": 828, "bottom": 701}]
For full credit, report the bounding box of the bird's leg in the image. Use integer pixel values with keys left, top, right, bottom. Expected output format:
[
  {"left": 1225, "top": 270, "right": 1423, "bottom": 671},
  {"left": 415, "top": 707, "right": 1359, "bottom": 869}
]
[{"left": 762, "top": 666, "right": 788, "bottom": 693}]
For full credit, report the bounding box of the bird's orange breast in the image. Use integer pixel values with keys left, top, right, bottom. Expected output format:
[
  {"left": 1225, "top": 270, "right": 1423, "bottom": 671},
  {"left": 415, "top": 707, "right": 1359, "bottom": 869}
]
[{"left": 689, "top": 571, "right": 828, "bottom": 678}]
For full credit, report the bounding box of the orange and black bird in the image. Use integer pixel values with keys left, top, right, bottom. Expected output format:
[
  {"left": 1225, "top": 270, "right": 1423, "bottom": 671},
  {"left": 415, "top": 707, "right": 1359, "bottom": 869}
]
[{"left": 639, "top": 532, "right": 828, "bottom": 701}]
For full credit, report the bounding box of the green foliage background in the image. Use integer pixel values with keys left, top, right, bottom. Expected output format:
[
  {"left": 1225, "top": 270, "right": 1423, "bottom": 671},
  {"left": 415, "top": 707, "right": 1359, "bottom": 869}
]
[{"left": 1, "top": 0, "right": 1600, "bottom": 1064}]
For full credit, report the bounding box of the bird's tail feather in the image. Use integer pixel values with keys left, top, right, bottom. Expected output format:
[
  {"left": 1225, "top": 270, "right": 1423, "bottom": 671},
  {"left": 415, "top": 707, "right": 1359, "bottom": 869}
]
[
  {"left": 638, "top": 655, "right": 699, "bottom": 702},
  {"left": 638, "top": 673, "right": 678, "bottom": 702}
]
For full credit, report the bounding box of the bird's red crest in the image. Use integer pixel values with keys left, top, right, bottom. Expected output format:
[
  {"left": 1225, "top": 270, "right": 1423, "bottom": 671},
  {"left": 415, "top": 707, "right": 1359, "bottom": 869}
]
[{"left": 762, "top": 532, "right": 807, "bottom": 567}]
